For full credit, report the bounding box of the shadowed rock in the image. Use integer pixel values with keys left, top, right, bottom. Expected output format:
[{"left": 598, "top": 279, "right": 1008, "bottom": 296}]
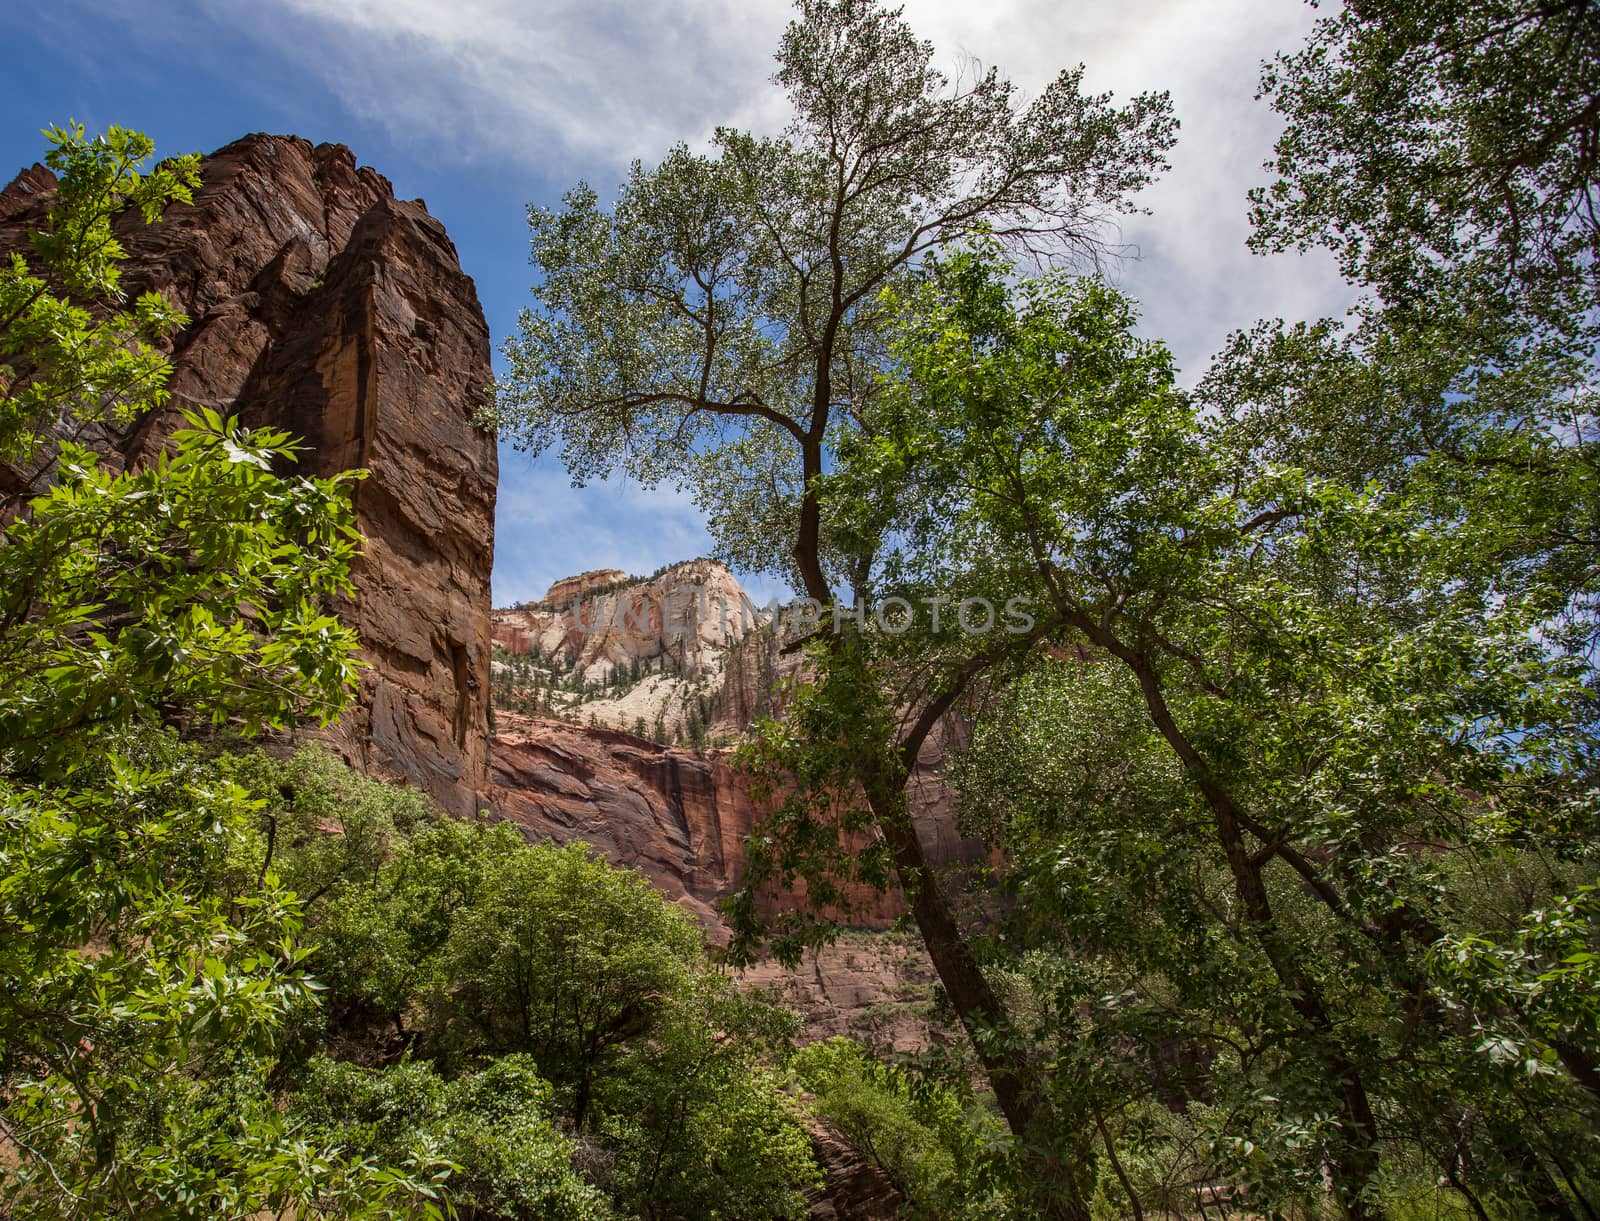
[{"left": 1, "top": 134, "right": 498, "bottom": 815}]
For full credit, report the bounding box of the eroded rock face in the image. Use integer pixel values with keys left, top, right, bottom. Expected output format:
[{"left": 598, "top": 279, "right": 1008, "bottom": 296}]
[
  {"left": 495, "top": 560, "right": 762, "bottom": 682},
  {"left": 741, "top": 934, "right": 944, "bottom": 1055},
  {"left": 491, "top": 559, "right": 772, "bottom": 739},
  {"left": 490, "top": 712, "right": 987, "bottom": 943},
  {"left": 1, "top": 135, "right": 498, "bottom": 815},
  {"left": 490, "top": 711, "right": 910, "bottom": 932},
  {"left": 806, "top": 1121, "right": 905, "bottom": 1220}
]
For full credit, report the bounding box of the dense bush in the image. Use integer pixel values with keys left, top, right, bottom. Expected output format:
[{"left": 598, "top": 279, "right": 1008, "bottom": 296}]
[
  {"left": 229, "top": 745, "right": 823, "bottom": 1220},
  {"left": 293, "top": 1055, "right": 611, "bottom": 1219}
]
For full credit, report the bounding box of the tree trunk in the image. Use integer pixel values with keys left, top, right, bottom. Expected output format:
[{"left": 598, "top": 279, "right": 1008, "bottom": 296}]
[{"left": 865, "top": 771, "right": 1091, "bottom": 1221}]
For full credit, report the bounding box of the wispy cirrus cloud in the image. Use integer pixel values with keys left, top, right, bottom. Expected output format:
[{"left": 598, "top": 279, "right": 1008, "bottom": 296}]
[{"left": 197, "top": 0, "right": 792, "bottom": 171}]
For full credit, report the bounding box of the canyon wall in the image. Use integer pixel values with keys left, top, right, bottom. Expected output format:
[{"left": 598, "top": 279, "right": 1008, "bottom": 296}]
[
  {"left": 491, "top": 708, "right": 989, "bottom": 1051},
  {"left": 0, "top": 134, "right": 498, "bottom": 816},
  {"left": 491, "top": 558, "right": 774, "bottom": 740},
  {"left": 491, "top": 711, "right": 919, "bottom": 933}
]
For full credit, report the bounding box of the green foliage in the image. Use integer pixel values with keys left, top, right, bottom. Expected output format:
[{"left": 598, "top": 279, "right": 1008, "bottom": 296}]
[
  {"left": 0, "top": 123, "right": 198, "bottom": 466},
  {"left": 1251, "top": 0, "right": 1600, "bottom": 354},
  {"left": 0, "top": 734, "right": 430, "bottom": 1219},
  {"left": 0, "top": 124, "right": 419, "bottom": 1218},
  {"left": 726, "top": 642, "right": 899, "bottom": 966},
  {"left": 212, "top": 746, "right": 479, "bottom": 1044},
  {"left": 0, "top": 126, "right": 362, "bottom": 771},
  {"left": 232, "top": 747, "right": 822, "bottom": 1219},
  {"left": 597, "top": 975, "right": 819, "bottom": 1219},
  {"left": 498, "top": 8, "right": 1169, "bottom": 1200},
  {"left": 436, "top": 840, "right": 701, "bottom": 1103},
  {"left": 0, "top": 414, "right": 364, "bottom": 771},
  {"left": 846, "top": 233, "right": 1600, "bottom": 1215},
  {"left": 294, "top": 1055, "right": 609, "bottom": 1220},
  {"left": 218, "top": 743, "right": 436, "bottom": 910},
  {"left": 1433, "top": 881, "right": 1600, "bottom": 1094},
  {"left": 792, "top": 1038, "right": 1010, "bottom": 1219}
]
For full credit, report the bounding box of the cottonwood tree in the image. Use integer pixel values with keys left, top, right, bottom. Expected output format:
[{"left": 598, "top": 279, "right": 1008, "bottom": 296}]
[
  {"left": 497, "top": 0, "right": 1174, "bottom": 1194},
  {"left": 501, "top": 1, "right": 1173, "bottom": 602},
  {"left": 1251, "top": 0, "right": 1600, "bottom": 356},
  {"left": 842, "top": 238, "right": 1600, "bottom": 1217},
  {"left": 818, "top": 0, "right": 1600, "bottom": 1207}
]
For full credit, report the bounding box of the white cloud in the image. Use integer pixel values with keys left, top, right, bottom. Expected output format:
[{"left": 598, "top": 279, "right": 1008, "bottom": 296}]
[
  {"left": 209, "top": 0, "right": 1351, "bottom": 370},
  {"left": 886, "top": 0, "right": 1354, "bottom": 373},
  {"left": 199, "top": 0, "right": 791, "bottom": 171},
  {"left": 184, "top": 0, "right": 1355, "bottom": 596}
]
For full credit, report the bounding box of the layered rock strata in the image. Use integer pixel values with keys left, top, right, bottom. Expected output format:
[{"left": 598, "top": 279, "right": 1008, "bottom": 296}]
[{"left": 491, "top": 558, "right": 775, "bottom": 738}]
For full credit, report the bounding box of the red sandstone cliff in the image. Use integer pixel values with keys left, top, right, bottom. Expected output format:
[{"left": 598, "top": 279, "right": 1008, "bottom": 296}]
[
  {"left": 0, "top": 135, "right": 498, "bottom": 816},
  {"left": 491, "top": 712, "right": 965, "bottom": 1054},
  {"left": 491, "top": 711, "right": 911, "bottom": 932}
]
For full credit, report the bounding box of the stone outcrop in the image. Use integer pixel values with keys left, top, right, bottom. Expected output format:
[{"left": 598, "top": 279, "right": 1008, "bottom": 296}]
[
  {"left": 494, "top": 559, "right": 764, "bottom": 681},
  {"left": 0, "top": 135, "right": 498, "bottom": 816},
  {"left": 492, "top": 559, "right": 771, "bottom": 739},
  {"left": 805, "top": 1121, "right": 905, "bottom": 1219},
  {"left": 541, "top": 568, "right": 630, "bottom": 608}
]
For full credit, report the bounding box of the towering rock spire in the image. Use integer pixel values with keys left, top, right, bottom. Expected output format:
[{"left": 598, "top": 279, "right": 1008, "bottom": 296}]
[{"left": 0, "top": 134, "right": 499, "bottom": 815}]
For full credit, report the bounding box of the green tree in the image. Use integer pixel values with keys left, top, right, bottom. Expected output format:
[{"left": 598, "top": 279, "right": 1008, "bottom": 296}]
[
  {"left": 1250, "top": 0, "right": 1600, "bottom": 356},
  {"left": 792, "top": 1037, "right": 1008, "bottom": 1219},
  {"left": 765, "top": 3, "right": 1600, "bottom": 1211},
  {"left": 501, "top": 0, "right": 1173, "bottom": 597},
  {"left": 598, "top": 975, "right": 819, "bottom": 1220},
  {"left": 436, "top": 840, "right": 703, "bottom": 1129},
  {"left": 497, "top": 2, "right": 1175, "bottom": 1188},
  {"left": 835, "top": 239, "right": 1600, "bottom": 1215},
  {"left": 212, "top": 746, "right": 468, "bottom": 1045},
  {"left": 240, "top": 748, "right": 823, "bottom": 1221},
  {"left": 426, "top": 834, "right": 822, "bottom": 1217},
  {"left": 293, "top": 1055, "right": 611, "bottom": 1220}
]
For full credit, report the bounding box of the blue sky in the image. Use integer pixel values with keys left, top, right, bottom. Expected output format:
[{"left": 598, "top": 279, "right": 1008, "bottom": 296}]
[{"left": 0, "top": 0, "right": 1350, "bottom": 608}]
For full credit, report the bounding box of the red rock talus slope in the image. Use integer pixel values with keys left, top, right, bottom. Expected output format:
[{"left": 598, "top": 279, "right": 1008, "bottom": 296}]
[
  {"left": 0, "top": 135, "right": 498, "bottom": 815},
  {"left": 806, "top": 1121, "right": 906, "bottom": 1219}
]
